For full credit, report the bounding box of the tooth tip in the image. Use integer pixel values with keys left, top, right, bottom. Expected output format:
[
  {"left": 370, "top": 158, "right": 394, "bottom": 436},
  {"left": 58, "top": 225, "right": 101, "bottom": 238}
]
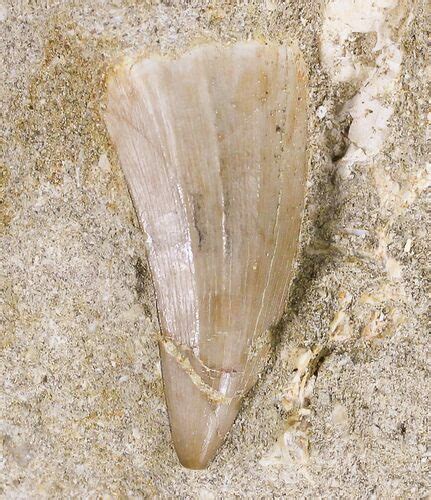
[
  {"left": 170, "top": 401, "right": 240, "bottom": 470},
  {"left": 174, "top": 443, "right": 216, "bottom": 470},
  {"left": 160, "top": 343, "right": 242, "bottom": 469}
]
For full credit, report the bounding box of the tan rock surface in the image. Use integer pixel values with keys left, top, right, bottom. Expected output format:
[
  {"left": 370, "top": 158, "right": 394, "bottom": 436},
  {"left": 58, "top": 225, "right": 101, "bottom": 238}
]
[{"left": 1, "top": 0, "right": 429, "bottom": 497}]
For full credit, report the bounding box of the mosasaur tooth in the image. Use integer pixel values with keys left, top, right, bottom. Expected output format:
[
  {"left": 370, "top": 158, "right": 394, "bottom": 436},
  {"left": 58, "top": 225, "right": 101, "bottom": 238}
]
[{"left": 104, "top": 41, "right": 308, "bottom": 469}]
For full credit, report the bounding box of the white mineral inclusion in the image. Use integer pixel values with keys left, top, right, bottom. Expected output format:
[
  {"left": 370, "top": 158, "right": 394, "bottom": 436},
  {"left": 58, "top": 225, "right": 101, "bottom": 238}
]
[
  {"left": 321, "top": 0, "right": 410, "bottom": 171},
  {"left": 0, "top": 3, "right": 8, "bottom": 22}
]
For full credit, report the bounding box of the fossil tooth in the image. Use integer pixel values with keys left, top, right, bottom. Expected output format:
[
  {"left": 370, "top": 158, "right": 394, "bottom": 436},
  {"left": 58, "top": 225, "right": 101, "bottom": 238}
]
[{"left": 104, "top": 41, "right": 308, "bottom": 469}]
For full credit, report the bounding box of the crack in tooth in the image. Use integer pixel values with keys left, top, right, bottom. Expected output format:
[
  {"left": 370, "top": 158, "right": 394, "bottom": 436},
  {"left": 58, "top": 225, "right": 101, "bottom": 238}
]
[{"left": 159, "top": 334, "right": 241, "bottom": 404}]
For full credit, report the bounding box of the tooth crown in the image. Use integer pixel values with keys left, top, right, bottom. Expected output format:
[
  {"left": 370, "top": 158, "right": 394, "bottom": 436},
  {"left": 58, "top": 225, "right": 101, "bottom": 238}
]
[{"left": 104, "top": 41, "right": 308, "bottom": 469}]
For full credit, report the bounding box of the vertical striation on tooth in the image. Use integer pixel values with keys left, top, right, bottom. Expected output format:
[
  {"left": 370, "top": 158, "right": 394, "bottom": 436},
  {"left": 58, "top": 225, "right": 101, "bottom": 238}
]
[{"left": 104, "top": 41, "right": 308, "bottom": 469}]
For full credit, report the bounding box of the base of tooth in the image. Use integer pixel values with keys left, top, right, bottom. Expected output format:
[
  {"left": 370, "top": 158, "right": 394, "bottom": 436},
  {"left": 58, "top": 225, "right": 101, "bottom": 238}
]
[{"left": 159, "top": 342, "right": 242, "bottom": 469}]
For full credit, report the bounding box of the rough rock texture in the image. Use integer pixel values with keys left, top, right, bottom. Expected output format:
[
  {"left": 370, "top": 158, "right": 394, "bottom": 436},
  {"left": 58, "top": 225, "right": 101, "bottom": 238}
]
[{"left": 0, "top": 0, "right": 429, "bottom": 498}]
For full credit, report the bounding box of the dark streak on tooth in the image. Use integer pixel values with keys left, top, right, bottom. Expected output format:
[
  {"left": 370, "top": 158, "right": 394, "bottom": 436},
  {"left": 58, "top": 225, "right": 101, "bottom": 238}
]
[{"left": 192, "top": 193, "right": 206, "bottom": 249}]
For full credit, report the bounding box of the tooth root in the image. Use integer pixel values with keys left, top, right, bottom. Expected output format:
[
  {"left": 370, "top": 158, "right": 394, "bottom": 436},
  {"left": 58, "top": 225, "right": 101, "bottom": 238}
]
[{"left": 160, "top": 343, "right": 241, "bottom": 469}]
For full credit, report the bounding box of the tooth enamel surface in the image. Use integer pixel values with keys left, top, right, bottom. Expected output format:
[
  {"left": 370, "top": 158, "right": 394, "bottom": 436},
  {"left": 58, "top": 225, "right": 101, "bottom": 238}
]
[{"left": 104, "top": 41, "right": 308, "bottom": 468}]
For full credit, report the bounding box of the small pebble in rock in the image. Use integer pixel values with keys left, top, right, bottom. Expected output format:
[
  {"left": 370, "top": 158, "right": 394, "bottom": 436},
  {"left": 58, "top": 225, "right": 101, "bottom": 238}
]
[
  {"left": 0, "top": 4, "right": 8, "bottom": 22},
  {"left": 316, "top": 105, "right": 327, "bottom": 119}
]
